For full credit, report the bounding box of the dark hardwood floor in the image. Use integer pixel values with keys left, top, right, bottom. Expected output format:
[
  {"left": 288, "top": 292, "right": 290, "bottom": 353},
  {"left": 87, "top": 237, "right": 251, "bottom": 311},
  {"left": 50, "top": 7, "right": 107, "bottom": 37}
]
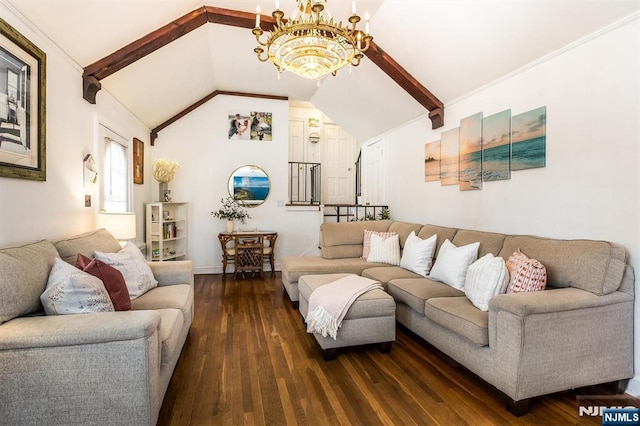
[{"left": 158, "top": 273, "right": 632, "bottom": 425}]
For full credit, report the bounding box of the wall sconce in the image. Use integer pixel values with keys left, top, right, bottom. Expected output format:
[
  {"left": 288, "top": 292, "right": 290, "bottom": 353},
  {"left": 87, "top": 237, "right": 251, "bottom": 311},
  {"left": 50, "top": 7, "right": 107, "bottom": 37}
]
[{"left": 83, "top": 154, "right": 97, "bottom": 185}]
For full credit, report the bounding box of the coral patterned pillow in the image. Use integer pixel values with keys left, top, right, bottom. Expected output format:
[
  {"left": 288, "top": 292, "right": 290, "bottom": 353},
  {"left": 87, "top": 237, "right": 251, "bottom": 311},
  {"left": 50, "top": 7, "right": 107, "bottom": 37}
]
[
  {"left": 362, "top": 230, "right": 397, "bottom": 259},
  {"left": 506, "top": 249, "right": 547, "bottom": 293}
]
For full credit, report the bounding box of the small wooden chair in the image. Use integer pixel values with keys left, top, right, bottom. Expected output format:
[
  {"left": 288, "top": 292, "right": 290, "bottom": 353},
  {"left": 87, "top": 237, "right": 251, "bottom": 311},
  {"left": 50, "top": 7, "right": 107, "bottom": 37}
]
[{"left": 263, "top": 233, "right": 278, "bottom": 273}]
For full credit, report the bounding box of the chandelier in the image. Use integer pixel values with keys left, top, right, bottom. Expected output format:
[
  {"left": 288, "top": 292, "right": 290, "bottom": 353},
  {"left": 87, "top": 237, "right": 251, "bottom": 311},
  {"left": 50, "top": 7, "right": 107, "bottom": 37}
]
[{"left": 252, "top": 0, "right": 373, "bottom": 80}]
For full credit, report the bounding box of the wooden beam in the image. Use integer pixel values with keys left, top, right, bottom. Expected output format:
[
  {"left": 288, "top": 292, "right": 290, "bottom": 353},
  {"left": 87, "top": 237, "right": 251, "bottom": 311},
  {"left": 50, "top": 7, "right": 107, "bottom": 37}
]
[
  {"left": 150, "top": 91, "right": 288, "bottom": 145},
  {"left": 365, "top": 41, "right": 444, "bottom": 129},
  {"left": 82, "top": 6, "right": 444, "bottom": 128},
  {"left": 82, "top": 7, "right": 209, "bottom": 102}
]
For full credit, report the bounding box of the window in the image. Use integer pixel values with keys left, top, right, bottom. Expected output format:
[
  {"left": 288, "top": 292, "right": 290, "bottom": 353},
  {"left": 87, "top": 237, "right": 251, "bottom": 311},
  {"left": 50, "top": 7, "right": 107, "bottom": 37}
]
[{"left": 102, "top": 127, "right": 130, "bottom": 212}]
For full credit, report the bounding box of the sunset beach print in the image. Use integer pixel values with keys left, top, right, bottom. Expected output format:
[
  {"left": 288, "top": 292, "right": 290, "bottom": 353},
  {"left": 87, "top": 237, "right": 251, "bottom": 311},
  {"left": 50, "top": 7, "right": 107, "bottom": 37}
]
[
  {"left": 424, "top": 140, "right": 440, "bottom": 182},
  {"left": 482, "top": 109, "right": 511, "bottom": 181},
  {"left": 440, "top": 128, "right": 459, "bottom": 186},
  {"left": 511, "top": 106, "right": 546, "bottom": 170},
  {"left": 459, "top": 112, "right": 483, "bottom": 191}
]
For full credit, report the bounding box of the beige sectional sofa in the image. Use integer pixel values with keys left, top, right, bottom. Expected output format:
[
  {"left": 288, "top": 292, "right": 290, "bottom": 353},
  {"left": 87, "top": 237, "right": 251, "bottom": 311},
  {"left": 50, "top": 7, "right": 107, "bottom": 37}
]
[
  {"left": 0, "top": 229, "right": 194, "bottom": 425},
  {"left": 280, "top": 220, "right": 635, "bottom": 415}
]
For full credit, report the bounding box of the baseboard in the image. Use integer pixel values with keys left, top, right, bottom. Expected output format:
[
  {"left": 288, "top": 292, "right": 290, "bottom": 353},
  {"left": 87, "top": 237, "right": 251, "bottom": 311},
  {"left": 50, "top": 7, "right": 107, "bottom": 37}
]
[{"left": 625, "top": 377, "right": 640, "bottom": 397}]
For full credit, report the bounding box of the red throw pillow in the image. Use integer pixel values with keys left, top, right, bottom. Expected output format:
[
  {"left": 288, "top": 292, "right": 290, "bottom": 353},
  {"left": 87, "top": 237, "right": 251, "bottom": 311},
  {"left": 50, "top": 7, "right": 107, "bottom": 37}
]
[{"left": 77, "top": 254, "right": 131, "bottom": 311}]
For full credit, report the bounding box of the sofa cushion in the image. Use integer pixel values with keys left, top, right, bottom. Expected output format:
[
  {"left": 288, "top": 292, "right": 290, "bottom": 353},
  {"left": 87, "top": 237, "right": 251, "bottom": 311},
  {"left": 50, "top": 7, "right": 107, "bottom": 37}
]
[
  {"left": 131, "top": 284, "right": 193, "bottom": 323},
  {"left": 505, "top": 249, "right": 547, "bottom": 293},
  {"left": 400, "top": 232, "right": 437, "bottom": 277},
  {"left": 362, "top": 230, "right": 397, "bottom": 259},
  {"left": 77, "top": 254, "right": 131, "bottom": 311},
  {"left": 367, "top": 233, "right": 401, "bottom": 265},
  {"left": 156, "top": 308, "right": 185, "bottom": 366},
  {"left": 95, "top": 243, "right": 158, "bottom": 300},
  {"left": 464, "top": 254, "right": 509, "bottom": 311},
  {"left": 498, "top": 235, "right": 626, "bottom": 295},
  {"left": 417, "top": 224, "right": 458, "bottom": 256},
  {"left": 320, "top": 220, "right": 392, "bottom": 259},
  {"left": 428, "top": 239, "right": 479, "bottom": 290},
  {"left": 362, "top": 266, "right": 421, "bottom": 285},
  {"left": 54, "top": 229, "right": 123, "bottom": 264},
  {"left": 40, "top": 257, "right": 115, "bottom": 315},
  {"left": 0, "top": 240, "right": 59, "bottom": 324},
  {"left": 280, "top": 256, "right": 389, "bottom": 284},
  {"left": 452, "top": 229, "right": 506, "bottom": 257},
  {"left": 425, "top": 297, "right": 489, "bottom": 346},
  {"left": 388, "top": 221, "right": 423, "bottom": 248},
  {"left": 387, "top": 278, "right": 464, "bottom": 314}
]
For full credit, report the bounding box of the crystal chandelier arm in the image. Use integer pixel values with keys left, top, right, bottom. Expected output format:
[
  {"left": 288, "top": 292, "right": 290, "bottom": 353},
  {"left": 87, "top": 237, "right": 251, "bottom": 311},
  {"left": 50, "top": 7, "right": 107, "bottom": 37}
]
[
  {"left": 254, "top": 47, "right": 269, "bottom": 63},
  {"left": 252, "top": 28, "right": 268, "bottom": 47}
]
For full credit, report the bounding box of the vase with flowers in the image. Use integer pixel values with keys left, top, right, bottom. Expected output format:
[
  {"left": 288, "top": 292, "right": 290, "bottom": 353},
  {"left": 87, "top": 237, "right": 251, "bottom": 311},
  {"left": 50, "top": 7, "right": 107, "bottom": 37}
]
[
  {"left": 211, "top": 196, "right": 251, "bottom": 232},
  {"left": 152, "top": 158, "right": 180, "bottom": 202}
]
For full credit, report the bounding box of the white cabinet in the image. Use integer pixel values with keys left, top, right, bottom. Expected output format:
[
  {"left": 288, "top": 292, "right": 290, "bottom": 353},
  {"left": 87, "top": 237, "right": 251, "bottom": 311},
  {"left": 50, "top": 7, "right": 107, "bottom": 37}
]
[{"left": 145, "top": 202, "right": 188, "bottom": 261}]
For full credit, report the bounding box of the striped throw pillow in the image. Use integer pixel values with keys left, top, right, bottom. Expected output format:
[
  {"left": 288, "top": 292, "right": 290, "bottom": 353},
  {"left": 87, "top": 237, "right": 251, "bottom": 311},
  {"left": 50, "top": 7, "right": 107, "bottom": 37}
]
[
  {"left": 506, "top": 249, "right": 547, "bottom": 293},
  {"left": 367, "top": 233, "right": 401, "bottom": 265},
  {"left": 362, "top": 230, "right": 397, "bottom": 259}
]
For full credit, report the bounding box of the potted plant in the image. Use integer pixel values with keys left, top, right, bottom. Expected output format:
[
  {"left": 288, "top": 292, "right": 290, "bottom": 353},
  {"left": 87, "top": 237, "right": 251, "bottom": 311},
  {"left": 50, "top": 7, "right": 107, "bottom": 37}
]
[{"left": 211, "top": 197, "right": 251, "bottom": 232}]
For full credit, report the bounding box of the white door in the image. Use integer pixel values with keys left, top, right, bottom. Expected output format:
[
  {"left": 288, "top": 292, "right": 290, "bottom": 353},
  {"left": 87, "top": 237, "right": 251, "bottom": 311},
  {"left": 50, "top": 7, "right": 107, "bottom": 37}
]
[
  {"left": 323, "top": 124, "right": 355, "bottom": 204},
  {"left": 364, "top": 139, "right": 384, "bottom": 205}
]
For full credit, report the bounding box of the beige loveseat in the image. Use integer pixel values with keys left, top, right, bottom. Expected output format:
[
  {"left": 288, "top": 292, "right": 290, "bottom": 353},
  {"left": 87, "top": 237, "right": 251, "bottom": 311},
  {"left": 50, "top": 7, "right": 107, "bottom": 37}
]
[
  {"left": 0, "top": 229, "right": 194, "bottom": 425},
  {"left": 280, "top": 220, "right": 635, "bottom": 415}
]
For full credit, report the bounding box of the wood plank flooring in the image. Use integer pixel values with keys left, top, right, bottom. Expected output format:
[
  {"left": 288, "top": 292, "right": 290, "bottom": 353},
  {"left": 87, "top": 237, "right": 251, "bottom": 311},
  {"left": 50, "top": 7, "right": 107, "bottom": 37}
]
[{"left": 158, "top": 273, "right": 634, "bottom": 425}]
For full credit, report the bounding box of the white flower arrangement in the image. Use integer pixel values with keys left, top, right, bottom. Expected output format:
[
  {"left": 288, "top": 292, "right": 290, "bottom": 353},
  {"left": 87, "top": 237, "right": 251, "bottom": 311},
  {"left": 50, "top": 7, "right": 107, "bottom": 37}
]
[
  {"left": 152, "top": 159, "right": 180, "bottom": 183},
  {"left": 211, "top": 197, "right": 251, "bottom": 223}
]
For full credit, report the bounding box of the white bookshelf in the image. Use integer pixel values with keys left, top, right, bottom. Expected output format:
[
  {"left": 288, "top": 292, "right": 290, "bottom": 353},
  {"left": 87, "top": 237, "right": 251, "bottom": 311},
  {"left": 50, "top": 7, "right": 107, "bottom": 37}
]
[{"left": 145, "top": 202, "right": 188, "bottom": 261}]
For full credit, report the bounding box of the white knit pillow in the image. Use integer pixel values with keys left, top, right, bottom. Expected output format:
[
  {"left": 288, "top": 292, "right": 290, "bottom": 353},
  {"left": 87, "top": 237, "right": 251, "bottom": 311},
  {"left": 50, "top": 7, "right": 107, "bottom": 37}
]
[
  {"left": 464, "top": 254, "right": 509, "bottom": 311},
  {"left": 367, "top": 233, "right": 401, "bottom": 265},
  {"left": 40, "top": 257, "right": 114, "bottom": 315},
  {"left": 94, "top": 243, "right": 157, "bottom": 299},
  {"left": 400, "top": 232, "right": 437, "bottom": 276},
  {"left": 428, "top": 239, "right": 480, "bottom": 290}
]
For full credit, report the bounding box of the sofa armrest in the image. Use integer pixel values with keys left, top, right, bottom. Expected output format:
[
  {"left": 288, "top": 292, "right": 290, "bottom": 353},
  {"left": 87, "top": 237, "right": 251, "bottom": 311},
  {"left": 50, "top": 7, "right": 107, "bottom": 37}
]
[
  {"left": 0, "top": 311, "right": 160, "bottom": 350},
  {"left": 148, "top": 260, "right": 194, "bottom": 287},
  {"left": 489, "top": 287, "right": 633, "bottom": 316},
  {"left": 488, "top": 287, "right": 634, "bottom": 401}
]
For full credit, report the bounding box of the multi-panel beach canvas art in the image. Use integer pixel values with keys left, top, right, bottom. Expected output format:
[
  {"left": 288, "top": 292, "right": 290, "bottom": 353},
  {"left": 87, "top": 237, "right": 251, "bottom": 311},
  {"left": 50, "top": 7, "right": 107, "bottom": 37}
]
[
  {"left": 512, "top": 106, "right": 546, "bottom": 171},
  {"left": 440, "top": 128, "right": 460, "bottom": 186},
  {"left": 459, "top": 112, "right": 483, "bottom": 191},
  {"left": 482, "top": 109, "right": 511, "bottom": 181},
  {"left": 425, "top": 106, "right": 545, "bottom": 190},
  {"left": 424, "top": 140, "right": 440, "bottom": 182}
]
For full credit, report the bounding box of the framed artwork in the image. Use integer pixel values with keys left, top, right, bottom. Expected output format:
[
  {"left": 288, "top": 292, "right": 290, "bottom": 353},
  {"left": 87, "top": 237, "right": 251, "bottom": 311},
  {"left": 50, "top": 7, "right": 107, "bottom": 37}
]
[
  {"left": 308, "top": 117, "right": 319, "bottom": 128},
  {"left": 459, "top": 112, "right": 483, "bottom": 191},
  {"left": 133, "top": 137, "right": 143, "bottom": 184},
  {"left": 424, "top": 140, "right": 440, "bottom": 182},
  {"left": 512, "top": 106, "right": 546, "bottom": 171},
  {"left": 228, "top": 111, "right": 272, "bottom": 141},
  {"left": 482, "top": 109, "right": 511, "bottom": 181},
  {"left": 0, "top": 18, "right": 46, "bottom": 181},
  {"left": 440, "top": 127, "right": 460, "bottom": 186}
]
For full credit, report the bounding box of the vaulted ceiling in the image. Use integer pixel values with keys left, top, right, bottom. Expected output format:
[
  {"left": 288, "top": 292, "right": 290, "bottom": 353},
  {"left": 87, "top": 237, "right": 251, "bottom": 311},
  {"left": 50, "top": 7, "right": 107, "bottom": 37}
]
[{"left": 6, "top": 0, "right": 640, "bottom": 142}]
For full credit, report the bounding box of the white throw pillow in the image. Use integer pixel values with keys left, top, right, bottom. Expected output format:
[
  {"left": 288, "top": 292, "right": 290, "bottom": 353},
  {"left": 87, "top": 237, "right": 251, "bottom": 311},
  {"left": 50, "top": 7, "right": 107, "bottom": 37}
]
[
  {"left": 94, "top": 243, "right": 158, "bottom": 299},
  {"left": 464, "top": 254, "right": 510, "bottom": 311},
  {"left": 400, "top": 232, "right": 437, "bottom": 277},
  {"left": 367, "top": 233, "right": 401, "bottom": 265},
  {"left": 428, "top": 239, "right": 480, "bottom": 290},
  {"left": 40, "top": 257, "right": 114, "bottom": 315}
]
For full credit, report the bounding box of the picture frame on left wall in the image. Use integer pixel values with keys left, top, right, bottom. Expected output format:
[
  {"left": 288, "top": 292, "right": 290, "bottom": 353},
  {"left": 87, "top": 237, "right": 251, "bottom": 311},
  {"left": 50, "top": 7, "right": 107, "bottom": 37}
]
[
  {"left": 133, "top": 137, "right": 143, "bottom": 184},
  {"left": 0, "top": 18, "right": 46, "bottom": 181}
]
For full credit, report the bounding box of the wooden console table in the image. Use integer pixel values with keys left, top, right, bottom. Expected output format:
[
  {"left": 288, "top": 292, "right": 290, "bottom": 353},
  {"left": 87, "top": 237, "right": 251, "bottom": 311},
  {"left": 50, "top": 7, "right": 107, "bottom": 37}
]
[{"left": 218, "top": 231, "right": 278, "bottom": 278}]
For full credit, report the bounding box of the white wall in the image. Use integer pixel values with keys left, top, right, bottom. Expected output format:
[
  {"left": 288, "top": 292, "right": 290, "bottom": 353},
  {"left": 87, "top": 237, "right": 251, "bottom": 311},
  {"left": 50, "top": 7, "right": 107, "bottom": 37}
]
[
  {"left": 151, "top": 95, "right": 322, "bottom": 274},
  {"left": 367, "top": 17, "right": 640, "bottom": 394},
  {"left": 0, "top": 2, "right": 152, "bottom": 247}
]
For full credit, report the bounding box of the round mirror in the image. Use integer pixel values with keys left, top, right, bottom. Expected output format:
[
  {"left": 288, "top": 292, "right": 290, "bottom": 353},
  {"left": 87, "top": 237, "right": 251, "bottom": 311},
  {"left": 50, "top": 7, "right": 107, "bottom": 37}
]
[{"left": 228, "top": 165, "right": 270, "bottom": 207}]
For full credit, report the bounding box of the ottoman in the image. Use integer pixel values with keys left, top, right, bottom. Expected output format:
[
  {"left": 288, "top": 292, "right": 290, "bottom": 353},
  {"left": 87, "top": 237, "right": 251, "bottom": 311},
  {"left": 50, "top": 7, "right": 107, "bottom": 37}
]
[{"left": 299, "top": 273, "right": 396, "bottom": 360}]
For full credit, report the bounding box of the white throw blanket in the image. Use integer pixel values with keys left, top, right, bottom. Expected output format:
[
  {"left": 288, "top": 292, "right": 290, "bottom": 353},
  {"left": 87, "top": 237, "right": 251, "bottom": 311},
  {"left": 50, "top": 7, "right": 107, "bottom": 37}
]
[{"left": 306, "top": 275, "right": 383, "bottom": 340}]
